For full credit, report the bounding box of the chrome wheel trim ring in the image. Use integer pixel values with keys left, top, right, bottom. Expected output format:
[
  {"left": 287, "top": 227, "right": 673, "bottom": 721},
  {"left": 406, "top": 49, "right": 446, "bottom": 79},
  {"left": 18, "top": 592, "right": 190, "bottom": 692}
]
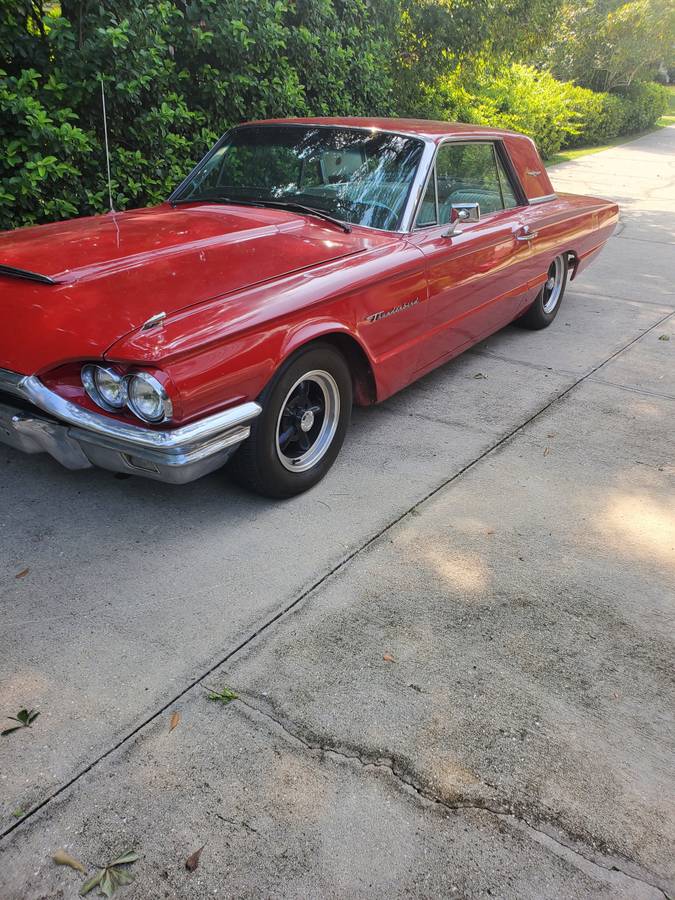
[
  {"left": 542, "top": 256, "right": 564, "bottom": 314},
  {"left": 275, "top": 370, "right": 341, "bottom": 473}
]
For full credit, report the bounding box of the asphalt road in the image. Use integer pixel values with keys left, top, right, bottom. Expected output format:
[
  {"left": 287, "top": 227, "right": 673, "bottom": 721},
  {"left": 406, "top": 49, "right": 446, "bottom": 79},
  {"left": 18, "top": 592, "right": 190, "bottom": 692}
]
[{"left": 1, "top": 126, "right": 673, "bottom": 899}]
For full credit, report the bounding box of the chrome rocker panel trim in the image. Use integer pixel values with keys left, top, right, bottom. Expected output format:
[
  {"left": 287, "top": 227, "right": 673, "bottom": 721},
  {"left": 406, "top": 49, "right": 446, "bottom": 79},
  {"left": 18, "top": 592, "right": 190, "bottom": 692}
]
[{"left": 0, "top": 368, "right": 262, "bottom": 484}]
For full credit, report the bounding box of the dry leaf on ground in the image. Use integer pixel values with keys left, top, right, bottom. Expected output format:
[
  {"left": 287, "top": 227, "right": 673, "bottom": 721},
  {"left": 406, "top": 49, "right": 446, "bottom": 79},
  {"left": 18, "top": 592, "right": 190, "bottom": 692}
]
[
  {"left": 52, "top": 849, "right": 85, "bottom": 873},
  {"left": 186, "top": 844, "right": 206, "bottom": 872},
  {"left": 169, "top": 711, "right": 180, "bottom": 732},
  {"left": 80, "top": 850, "right": 138, "bottom": 897}
]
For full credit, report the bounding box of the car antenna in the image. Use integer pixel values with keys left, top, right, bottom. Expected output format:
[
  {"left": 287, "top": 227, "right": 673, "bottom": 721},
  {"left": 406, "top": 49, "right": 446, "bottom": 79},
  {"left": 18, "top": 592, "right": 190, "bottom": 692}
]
[{"left": 100, "top": 78, "right": 115, "bottom": 213}]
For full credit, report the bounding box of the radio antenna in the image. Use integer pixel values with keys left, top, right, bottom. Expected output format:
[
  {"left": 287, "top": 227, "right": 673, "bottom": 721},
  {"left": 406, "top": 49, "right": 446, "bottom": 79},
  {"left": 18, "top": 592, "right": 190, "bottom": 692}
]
[{"left": 100, "top": 79, "right": 115, "bottom": 213}]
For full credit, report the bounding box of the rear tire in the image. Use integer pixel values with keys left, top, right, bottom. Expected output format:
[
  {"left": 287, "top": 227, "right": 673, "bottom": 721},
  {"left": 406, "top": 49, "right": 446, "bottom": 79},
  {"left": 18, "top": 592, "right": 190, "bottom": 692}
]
[
  {"left": 230, "top": 343, "right": 352, "bottom": 498},
  {"left": 515, "top": 255, "right": 568, "bottom": 330}
]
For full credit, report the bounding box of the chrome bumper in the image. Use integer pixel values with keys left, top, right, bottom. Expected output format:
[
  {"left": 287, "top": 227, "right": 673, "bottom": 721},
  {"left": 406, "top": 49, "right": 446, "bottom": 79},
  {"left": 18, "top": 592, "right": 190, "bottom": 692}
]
[{"left": 0, "top": 368, "right": 261, "bottom": 484}]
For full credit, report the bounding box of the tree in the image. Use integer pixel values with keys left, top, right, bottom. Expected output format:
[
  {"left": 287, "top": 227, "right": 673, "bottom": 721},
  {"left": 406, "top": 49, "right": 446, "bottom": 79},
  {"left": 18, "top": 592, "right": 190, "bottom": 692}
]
[{"left": 549, "top": 0, "right": 675, "bottom": 92}]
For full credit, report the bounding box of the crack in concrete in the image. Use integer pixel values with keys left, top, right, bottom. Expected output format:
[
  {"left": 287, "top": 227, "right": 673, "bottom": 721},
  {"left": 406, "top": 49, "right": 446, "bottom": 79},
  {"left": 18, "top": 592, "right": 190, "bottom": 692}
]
[
  {"left": 2, "top": 306, "right": 674, "bottom": 896},
  {"left": 235, "top": 697, "right": 671, "bottom": 900}
]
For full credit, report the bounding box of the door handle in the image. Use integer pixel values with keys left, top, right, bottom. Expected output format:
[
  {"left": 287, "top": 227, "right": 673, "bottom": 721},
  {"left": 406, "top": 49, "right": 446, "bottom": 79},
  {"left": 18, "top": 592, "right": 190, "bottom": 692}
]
[{"left": 517, "top": 227, "right": 538, "bottom": 242}]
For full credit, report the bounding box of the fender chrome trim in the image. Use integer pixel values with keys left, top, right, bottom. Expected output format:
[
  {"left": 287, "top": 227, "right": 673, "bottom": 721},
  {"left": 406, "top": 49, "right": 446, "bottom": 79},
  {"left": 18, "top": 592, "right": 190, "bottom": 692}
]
[
  {"left": 1, "top": 369, "right": 261, "bottom": 452},
  {"left": 0, "top": 367, "right": 262, "bottom": 483},
  {"left": 528, "top": 193, "right": 558, "bottom": 205}
]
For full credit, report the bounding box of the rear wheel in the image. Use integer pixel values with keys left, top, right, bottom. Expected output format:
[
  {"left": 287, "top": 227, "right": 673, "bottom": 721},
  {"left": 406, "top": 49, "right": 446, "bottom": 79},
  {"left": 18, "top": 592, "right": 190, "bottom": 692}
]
[
  {"left": 230, "top": 343, "right": 352, "bottom": 498},
  {"left": 515, "top": 254, "right": 568, "bottom": 330}
]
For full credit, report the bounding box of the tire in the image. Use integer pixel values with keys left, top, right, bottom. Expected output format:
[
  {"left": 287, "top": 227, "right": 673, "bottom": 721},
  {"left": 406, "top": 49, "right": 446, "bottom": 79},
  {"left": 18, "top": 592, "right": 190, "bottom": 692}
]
[
  {"left": 514, "top": 254, "right": 568, "bottom": 330},
  {"left": 230, "top": 343, "right": 352, "bottom": 498}
]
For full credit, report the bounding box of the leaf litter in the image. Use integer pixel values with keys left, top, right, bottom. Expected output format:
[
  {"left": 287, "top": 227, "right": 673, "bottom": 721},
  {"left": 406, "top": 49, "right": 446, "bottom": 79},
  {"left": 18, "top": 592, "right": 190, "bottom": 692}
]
[
  {"left": 205, "top": 685, "right": 238, "bottom": 705},
  {"left": 185, "top": 844, "right": 206, "bottom": 872},
  {"left": 79, "top": 850, "right": 139, "bottom": 897},
  {"left": 2, "top": 708, "right": 39, "bottom": 736},
  {"left": 52, "top": 849, "right": 86, "bottom": 873}
]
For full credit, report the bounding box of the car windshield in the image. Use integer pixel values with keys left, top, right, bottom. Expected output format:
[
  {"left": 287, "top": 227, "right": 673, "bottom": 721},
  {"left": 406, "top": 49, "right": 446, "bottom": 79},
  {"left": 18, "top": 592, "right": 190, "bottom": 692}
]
[{"left": 173, "top": 125, "right": 425, "bottom": 231}]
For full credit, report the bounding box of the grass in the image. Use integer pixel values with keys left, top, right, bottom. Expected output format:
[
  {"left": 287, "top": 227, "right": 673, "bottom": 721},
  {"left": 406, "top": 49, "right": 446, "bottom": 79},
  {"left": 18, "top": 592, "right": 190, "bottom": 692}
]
[{"left": 546, "top": 86, "right": 675, "bottom": 166}]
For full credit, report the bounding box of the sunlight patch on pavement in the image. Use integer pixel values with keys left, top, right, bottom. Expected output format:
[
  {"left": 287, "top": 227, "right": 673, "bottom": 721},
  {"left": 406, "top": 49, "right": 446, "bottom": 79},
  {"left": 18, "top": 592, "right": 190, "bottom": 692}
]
[{"left": 601, "top": 492, "right": 675, "bottom": 569}]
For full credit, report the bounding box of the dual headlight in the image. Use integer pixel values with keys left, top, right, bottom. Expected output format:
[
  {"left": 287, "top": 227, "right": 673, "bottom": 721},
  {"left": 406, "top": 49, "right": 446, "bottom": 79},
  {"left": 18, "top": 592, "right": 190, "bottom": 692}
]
[{"left": 81, "top": 365, "right": 172, "bottom": 423}]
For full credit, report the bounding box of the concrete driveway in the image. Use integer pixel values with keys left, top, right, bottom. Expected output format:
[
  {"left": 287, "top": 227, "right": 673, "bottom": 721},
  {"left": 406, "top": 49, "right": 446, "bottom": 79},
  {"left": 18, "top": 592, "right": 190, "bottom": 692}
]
[{"left": 1, "top": 126, "right": 673, "bottom": 899}]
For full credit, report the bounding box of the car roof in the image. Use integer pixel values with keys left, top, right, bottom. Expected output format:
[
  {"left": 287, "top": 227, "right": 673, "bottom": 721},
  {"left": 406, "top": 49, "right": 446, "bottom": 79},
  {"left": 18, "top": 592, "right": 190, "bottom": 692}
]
[{"left": 241, "top": 117, "right": 519, "bottom": 143}]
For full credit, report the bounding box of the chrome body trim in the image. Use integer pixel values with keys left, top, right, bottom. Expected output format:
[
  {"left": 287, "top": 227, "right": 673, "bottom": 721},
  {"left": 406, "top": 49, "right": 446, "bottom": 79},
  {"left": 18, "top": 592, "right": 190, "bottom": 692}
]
[
  {"left": 400, "top": 138, "right": 437, "bottom": 232},
  {"left": 528, "top": 193, "right": 558, "bottom": 205},
  {"left": 0, "top": 368, "right": 262, "bottom": 484},
  {"left": 0, "top": 265, "right": 57, "bottom": 285}
]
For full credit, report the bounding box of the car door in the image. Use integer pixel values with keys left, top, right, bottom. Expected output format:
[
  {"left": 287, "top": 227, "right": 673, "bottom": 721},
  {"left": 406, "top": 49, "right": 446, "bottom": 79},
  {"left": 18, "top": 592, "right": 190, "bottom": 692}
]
[{"left": 407, "top": 140, "right": 533, "bottom": 372}]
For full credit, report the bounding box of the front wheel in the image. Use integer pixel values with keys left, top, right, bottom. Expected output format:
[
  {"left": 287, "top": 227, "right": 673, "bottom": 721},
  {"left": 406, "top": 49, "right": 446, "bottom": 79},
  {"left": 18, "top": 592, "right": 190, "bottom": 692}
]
[
  {"left": 230, "top": 343, "right": 352, "bottom": 498},
  {"left": 514, "top": 254, "right": 568, "bottom": 330}
]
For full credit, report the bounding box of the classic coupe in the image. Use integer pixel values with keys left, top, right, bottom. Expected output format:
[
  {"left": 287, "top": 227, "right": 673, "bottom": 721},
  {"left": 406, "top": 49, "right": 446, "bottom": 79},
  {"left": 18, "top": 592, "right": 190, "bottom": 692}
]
[{"left": 0, "top": 118, "right": 618, "bottom": 497}]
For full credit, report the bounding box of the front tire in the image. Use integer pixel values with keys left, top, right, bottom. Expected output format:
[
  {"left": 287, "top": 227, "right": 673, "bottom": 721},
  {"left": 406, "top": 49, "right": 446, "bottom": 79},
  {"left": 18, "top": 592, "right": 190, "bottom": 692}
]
[
  {"left": 230, "top": 343, "right": 352, "bottom": 498},
  {"left": 515, "top": 254, "right": 568, "bottom": 330}
]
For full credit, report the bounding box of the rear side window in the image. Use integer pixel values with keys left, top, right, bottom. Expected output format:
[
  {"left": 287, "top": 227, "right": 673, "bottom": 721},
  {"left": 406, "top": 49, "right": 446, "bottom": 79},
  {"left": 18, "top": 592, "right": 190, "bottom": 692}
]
[
  {"left": 495, "top": 151, "right": 519, "bottom": 209},
  {"left": 416, "top": 141, "right": 521, "bottom": 226}
]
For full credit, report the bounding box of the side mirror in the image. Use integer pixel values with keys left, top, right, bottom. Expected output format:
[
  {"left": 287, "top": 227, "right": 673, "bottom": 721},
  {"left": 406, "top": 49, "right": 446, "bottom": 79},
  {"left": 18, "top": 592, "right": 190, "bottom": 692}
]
[{"left": 443, "top": 202, "right": 480, "bottom": 236}]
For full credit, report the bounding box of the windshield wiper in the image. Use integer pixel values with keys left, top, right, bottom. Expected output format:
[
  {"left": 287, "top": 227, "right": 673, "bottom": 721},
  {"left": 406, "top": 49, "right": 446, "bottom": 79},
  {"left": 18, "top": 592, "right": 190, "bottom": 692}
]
[
  {"left": 247, "top": 199, "right": 352, "bottom": 233},
  {"left": 171, "top": 195, "right": 351, "bottom": 233}
]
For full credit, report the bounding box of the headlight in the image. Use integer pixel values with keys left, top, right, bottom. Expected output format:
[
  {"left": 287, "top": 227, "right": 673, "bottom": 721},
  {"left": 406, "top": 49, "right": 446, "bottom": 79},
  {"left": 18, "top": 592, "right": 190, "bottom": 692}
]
[
  {"left": 81, "top": 365, "right": 127, "bottom": 410},
  {"left": 127, "top": 372, "right": 172, "bottom": 423},
  {"left": 81, "top": 365, "right": 173, "bottom": 423}
]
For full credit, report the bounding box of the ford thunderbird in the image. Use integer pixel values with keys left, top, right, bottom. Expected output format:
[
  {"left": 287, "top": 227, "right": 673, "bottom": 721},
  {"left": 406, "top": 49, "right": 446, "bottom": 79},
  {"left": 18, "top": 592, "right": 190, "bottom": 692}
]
[{"left": 0, "top": 118, "right": 618, "bottom": 497}]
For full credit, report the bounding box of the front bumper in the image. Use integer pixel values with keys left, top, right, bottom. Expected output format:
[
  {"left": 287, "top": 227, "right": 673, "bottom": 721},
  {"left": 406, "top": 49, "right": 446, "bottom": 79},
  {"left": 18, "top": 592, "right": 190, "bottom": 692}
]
[{"left": 0, "top": 368, "right": 262, "bottom": 484}]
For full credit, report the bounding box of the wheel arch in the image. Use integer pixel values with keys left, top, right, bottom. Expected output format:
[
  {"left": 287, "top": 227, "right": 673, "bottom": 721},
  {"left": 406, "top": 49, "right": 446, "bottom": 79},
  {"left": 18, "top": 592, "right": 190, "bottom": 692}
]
[
  {"left": 279, "top": 324, "right": 377, "bottom": 406},
  {"left": 564, "top": 249, "right": 579, "bottom": 279}
]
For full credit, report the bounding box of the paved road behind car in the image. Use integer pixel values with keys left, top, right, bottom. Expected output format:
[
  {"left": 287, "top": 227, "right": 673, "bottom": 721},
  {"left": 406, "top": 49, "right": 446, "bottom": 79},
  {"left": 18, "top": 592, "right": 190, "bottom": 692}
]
[{"left": 1, "top": 126, "right": 673, "bottom": 898}]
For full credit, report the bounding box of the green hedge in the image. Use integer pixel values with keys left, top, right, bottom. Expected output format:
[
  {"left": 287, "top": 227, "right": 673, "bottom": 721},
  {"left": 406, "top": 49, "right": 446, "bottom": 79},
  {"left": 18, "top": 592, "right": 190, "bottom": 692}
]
[{"left": 0, "top": 0, "right": 396, "bottom": 231}]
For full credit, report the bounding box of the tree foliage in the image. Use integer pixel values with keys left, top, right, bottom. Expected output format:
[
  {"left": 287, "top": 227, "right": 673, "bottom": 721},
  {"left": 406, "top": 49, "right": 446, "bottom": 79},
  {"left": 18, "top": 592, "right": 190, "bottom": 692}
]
[{"left": 548, "top": 0, "right": 675, "bottom": 92}]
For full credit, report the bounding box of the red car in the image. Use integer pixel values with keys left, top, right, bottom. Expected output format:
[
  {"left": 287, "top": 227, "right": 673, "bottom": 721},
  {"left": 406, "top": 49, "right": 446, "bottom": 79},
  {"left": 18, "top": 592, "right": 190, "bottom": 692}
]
[{"left": 0, "top": 118, "right": 617, "bottom": 497}]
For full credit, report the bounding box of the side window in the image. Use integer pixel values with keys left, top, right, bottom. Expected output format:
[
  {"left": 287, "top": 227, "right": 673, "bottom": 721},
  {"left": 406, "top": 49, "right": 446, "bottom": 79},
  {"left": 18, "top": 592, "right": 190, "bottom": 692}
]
[
  {"left": 495, "top": 151, "right": 519, "bottom": 209},
  {"left": 414, "top": 141, "right": 523, "bottom": 228},
  {"left": 435, "top": 142, "right": 504, "bottom": 224}
]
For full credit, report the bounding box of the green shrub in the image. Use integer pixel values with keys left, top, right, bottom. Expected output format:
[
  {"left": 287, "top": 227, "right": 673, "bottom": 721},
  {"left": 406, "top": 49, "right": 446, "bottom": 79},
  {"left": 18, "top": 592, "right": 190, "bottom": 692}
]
[
  {"left": 616, "top": 81, "right": 669, "bottom": 132},
  {"left": 420, "top": 63, "right": 669, "bottom": 158},
  {"left": 0, "top": 68, "right": 95, "bottom": 230},
  {"left": 420, "top": 64, "right": 587, "bottom": 157},
  {"left": 566, "top": 91, "right": 626, "bottom": 146}
]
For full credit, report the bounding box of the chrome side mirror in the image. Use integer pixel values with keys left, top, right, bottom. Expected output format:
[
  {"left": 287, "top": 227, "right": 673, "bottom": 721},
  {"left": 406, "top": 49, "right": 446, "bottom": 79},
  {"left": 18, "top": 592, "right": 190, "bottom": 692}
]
[{"left": 443, "top": 202, "right": 480, "bottom": 236}]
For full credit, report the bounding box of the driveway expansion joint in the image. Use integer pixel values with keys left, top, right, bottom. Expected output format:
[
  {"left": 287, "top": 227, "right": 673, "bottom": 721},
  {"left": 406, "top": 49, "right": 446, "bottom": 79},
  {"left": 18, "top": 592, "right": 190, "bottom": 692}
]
[
  {"left": 3, "top": 306, "right": 672, "bottom": 874},
  {"left": 233, "top": 695, "right": 671, "bottom": 900}
]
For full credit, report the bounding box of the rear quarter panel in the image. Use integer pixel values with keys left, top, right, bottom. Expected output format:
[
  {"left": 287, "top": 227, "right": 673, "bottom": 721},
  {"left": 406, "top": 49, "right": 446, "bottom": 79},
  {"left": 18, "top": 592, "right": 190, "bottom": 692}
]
[{"left": 516, "top": 192, "right": 619, "bottom": 290}]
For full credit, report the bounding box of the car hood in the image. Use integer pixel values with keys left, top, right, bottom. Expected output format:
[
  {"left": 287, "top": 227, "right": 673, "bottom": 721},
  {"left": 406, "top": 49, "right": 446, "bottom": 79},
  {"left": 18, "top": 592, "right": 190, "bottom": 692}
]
[{"left": 0, "top": 203, "right": 371, "bottom": 374}]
